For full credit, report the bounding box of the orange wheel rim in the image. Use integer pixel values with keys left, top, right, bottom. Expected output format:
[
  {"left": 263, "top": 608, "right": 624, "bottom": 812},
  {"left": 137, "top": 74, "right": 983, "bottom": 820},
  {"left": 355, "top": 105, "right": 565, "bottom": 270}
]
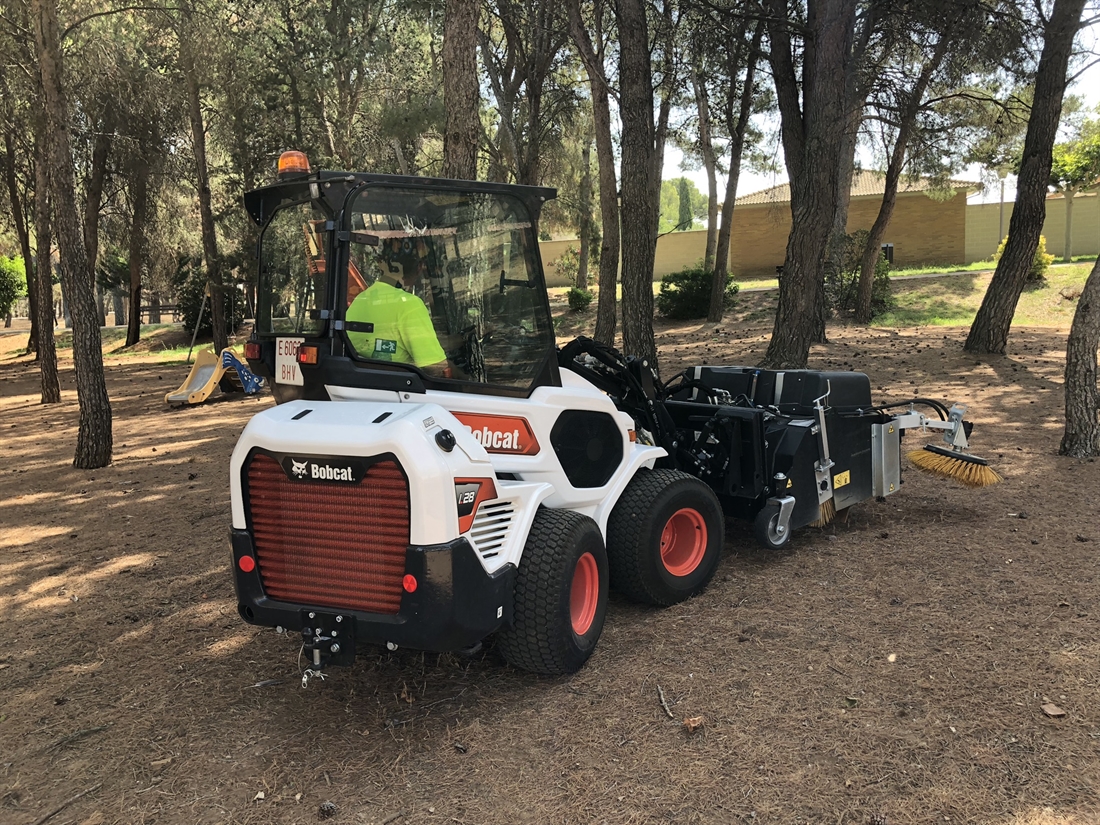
[
  {"left": 660, "top": 508, "right": 708, "bottom": 577},
  {"left": 570, "top": 552, "right": 600, "bottom": 635}
]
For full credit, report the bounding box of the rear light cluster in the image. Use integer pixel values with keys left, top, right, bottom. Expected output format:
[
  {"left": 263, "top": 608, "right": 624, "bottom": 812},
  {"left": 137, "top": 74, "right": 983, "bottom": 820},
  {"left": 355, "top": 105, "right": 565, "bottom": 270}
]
[
  {"left": 245, "top": 453, "right": 410, "bottom": 614},
  {"left": 244, "top": 342, "right": 261, "bottom": 360},
  {"left": 296, "top": 345, "right": 319, "bottom": 365}
]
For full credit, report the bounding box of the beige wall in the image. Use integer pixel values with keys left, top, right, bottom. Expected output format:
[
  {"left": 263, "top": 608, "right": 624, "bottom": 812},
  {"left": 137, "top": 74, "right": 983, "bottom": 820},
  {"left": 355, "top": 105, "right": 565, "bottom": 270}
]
[
  {"left": 540, "top": 231, "right": 718, "bottom": 287},
  {"left": 965, "top": 192, "right": 1100, "bottom": 262},
  {"left": 541, "top": 188, "right": 1100, "bottom": 286},
  {"left": 725, "top": 203, "right": 791, "bottom": 277},
  {"left": 724, "top": 190, "right": 969, "bottom": 276},
  {"left": 539, "top": 239, "right": 578, "bottom": 286}
]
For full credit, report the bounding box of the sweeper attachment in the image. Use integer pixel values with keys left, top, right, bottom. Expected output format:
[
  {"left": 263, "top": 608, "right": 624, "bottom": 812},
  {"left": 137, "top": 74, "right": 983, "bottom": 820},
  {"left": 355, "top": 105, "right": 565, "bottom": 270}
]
[
  {"left": 227, "top": 153, "right": 999, "bottom": 677},
  {"left": 556, "top": 338, "right": 999, "bottom": 552}
]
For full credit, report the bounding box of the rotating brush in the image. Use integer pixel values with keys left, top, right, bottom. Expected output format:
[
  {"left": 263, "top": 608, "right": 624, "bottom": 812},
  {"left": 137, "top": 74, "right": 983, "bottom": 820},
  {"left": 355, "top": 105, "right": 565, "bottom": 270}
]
[
  {"left": 907, "top": 444, "right": 1002, "bottom": 488},
  {"left": 809, "top": 497, "right": 835, "bottom": 528}
]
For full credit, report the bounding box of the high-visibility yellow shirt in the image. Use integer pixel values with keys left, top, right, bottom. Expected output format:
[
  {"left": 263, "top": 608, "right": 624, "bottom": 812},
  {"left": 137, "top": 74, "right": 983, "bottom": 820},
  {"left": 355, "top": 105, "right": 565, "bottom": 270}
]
[{"left": 345, "top": 280, "right": 446, "bottom": 368}]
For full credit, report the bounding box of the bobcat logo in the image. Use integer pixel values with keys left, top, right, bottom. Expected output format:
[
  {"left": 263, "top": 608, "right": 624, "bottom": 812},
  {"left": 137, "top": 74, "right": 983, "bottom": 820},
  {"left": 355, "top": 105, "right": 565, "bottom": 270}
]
[{"left": 290, "top": 459, "right": 308, "bottom": 478}]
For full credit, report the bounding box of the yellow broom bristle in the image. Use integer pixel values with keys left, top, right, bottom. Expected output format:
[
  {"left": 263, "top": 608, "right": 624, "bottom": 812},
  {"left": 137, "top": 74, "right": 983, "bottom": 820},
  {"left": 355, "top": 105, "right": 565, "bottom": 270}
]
[
  {"left": 907, "top": 447, "right": 1003, "bottom": 488},
  {"left": 810, "top": 497, "right": 836, "bottom": 528}
]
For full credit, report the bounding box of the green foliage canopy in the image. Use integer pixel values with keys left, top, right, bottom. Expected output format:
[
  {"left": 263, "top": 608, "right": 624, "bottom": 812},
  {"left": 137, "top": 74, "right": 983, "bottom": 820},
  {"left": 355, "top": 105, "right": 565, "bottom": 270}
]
[
  {"left": 0, "top": 255, "right": 26, "bottom": 317},
  {"left": 1050, "top": 127, "right": 1100, "bottom": 194},
  {"left": 658, "top": 178, "right": 707, "bottom": 233}
]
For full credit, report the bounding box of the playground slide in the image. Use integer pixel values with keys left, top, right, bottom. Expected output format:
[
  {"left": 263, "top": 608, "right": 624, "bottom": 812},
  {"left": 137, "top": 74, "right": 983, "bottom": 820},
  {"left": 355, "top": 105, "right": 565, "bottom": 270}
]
[{"left": 165, "top": 348, "right": 265, "bottom": 406}]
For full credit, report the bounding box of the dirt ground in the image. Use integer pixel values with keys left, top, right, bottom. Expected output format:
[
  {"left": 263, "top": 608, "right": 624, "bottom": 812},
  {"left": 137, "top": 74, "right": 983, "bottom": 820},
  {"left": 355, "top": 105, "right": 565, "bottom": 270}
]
[{"left": 1, "top": 303, "right": 1098, "bottom": 825}]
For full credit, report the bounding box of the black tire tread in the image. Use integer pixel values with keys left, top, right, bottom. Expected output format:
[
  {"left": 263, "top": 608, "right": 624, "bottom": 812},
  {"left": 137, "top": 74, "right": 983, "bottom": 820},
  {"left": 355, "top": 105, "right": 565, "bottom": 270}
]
[
  {"left": 606, "top": 468, "right": 722, "bottom": 606},
  {"left": 496, "top": 509, "right": 605, "bottom": 676}
]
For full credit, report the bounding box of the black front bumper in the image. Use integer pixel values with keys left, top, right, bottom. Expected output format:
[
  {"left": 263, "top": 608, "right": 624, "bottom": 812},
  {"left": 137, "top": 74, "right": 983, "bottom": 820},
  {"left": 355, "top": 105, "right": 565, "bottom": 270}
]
[{"left": 231, "top": 529, "right": 515, "bottom": 663}]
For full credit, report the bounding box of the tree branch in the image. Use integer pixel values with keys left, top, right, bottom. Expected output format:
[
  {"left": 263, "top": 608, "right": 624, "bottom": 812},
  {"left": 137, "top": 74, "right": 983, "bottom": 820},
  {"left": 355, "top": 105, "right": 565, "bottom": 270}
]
[{"left": 62, "top": 5, "right": 179, "bottom": 41}]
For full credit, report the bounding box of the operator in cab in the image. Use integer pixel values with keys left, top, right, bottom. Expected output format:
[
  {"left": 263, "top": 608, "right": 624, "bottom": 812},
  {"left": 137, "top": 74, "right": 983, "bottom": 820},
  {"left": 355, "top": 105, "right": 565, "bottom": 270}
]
[{"left": 345, "top": 240, "right": 453, "bottom": 378}]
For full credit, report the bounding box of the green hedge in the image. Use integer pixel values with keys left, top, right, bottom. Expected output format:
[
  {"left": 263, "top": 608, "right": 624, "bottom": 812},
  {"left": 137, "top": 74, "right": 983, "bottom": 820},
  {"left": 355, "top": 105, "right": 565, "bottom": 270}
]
[{"left": 655, "top": 264, "right": 738, "bottom": 320}]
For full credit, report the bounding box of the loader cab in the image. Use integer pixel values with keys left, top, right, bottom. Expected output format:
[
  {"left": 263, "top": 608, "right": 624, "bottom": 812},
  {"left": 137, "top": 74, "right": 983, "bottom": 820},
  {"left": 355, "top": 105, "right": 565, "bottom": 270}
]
[{"left": 243, "top": 153, "right": 560, "bottom": 403}]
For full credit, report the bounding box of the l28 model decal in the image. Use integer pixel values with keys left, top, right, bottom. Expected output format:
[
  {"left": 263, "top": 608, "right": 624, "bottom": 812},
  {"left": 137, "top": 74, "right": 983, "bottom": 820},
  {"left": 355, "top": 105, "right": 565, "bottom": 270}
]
[{"left": 451, "top": 413, "right": 540, "bottom": 455}]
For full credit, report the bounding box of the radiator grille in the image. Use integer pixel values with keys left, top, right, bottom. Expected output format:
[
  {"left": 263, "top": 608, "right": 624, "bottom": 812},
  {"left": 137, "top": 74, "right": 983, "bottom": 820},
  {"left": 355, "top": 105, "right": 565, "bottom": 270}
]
[
  {"left": 246, "top": 453, "right": 409, "bottom": 615},
  {"left": 468, "top": 501, "right": 514, "bottom": 560}
]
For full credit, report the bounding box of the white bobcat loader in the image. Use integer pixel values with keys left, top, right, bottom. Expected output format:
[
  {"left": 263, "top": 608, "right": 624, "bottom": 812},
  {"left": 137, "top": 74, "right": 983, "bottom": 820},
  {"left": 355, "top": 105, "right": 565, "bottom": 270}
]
[{"left": 229, "top": 152, "right": 995, "bottom": 676}]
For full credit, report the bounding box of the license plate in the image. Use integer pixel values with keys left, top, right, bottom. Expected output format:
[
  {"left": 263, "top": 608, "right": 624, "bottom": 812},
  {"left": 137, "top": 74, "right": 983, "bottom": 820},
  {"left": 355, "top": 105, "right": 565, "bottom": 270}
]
[{"left": 275, "top": 337, "right": 305, "bottom": 385}]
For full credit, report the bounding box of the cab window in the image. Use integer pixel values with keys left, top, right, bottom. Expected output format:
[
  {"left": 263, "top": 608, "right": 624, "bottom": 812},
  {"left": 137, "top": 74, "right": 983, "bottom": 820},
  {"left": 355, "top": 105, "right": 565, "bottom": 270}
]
[
  {"left": 343, "top": 187, "right": 555, "bottom": 390},
  {"left": 256, "top": 201, "right": 328, "bottom": 336}
]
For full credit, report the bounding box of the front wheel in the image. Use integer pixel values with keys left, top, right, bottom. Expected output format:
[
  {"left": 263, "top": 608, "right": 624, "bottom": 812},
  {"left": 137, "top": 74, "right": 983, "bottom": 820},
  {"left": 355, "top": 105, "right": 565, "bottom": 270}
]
[
  {"left": 496, "top": 509, "right": 609, "bottom": 676},
  {"left": 606, "top": 469, "right": 724, "bottom": 606},
  {"left": 753, "top": 503, "right": 791, "bottom": 550}
]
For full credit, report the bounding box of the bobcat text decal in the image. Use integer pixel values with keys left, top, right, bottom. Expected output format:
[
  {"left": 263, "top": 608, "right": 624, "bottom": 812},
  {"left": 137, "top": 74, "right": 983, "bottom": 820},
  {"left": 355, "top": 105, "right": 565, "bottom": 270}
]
[
  {"left": 451, "top": 413, "right": 540, "bottom": 456},
  {"left": 280, "top": 455, "right": 365, "bottom": 483}
]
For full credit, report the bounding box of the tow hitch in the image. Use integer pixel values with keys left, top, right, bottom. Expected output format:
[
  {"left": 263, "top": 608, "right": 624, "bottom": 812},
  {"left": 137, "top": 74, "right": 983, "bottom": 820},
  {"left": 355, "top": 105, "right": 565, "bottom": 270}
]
[{"left": 300, "top": 609, "right": 356, "bottom": 669}]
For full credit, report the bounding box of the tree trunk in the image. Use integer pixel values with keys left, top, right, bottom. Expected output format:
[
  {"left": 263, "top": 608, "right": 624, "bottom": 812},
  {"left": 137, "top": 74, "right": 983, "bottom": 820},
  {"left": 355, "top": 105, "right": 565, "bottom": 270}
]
[
  {"left": 854, "top": 181, "right": 897, "bottom": 323},
  {"left": 651, "top": 4, "right": 674, "bottom": 217},
  {"left": 568, "top": 0, "right": 619, "bottom": 346},
  {"left": 965, "top": 0, "right": 1086, "bottom": 355},
  {"left": 577, "top": 136, "right": 592, "bottom": 291},
  {"left": 1064, "top": 189, "right": 1075, "bottom": 261},
  {"left": 5, "top": 129, "right": 38, "bottom": 354},
  {"left": 390, "top": 138, "right": 410, "bottom": 176},
  {"left": 817, "top": 116, "right": 859, "bottom": 343},
  {"left": 762, "top": 0, "right": 859, "bottom": 369},
  {"left": 112, "top": 289, "right": 127, "bottom": 326},
  {"left": 180, "top": 4, "right": 227, "bottom": 352},
  {"left": 855, "top": 42, "right": 945, "bottom": 323},
  {"left": 33, "top": 0, "right": 112, "bottom": 466},
  {"left": 33, "top": 131, "right": 60, "bottom": 401},
  {"left": 282, "top": 4, "right": 305, "bottom": 148},
  {"left": 149, "top": 294, "right": 161, "bottom": 323},
  {"left": 95, "top": 283, "right": 107, "bottom": 327},
  {"left": 854, "top": 134, "right": 904, "bottom": 324},
  {"left": 23, "top": 251, "right": 39, "bottom": 354},
  {"left": 442, "top": 0, "right": 480, "bottom": 180},
  {"left": 710, "top": 21, "right": 762, "bottom": 323},
  {"left": 691, "top": 56, "right": 718, "bottom": 270},
  {"left": 126, "top": 168, "right": 149, "bottom": 347},
  {"left": 84, "top": 122, "right": 110, "bottom": 326},
  {"left": 1060, "top": 256, "right": 1100, "bottom": 456},
  {"left": 616, "top": 0, "right": 658, "bottom": 369}
]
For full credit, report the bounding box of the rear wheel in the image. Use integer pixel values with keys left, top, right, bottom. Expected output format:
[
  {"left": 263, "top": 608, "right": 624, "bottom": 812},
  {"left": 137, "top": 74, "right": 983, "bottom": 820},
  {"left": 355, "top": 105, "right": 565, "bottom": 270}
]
[
  {"left": 606, "top": 469, "right": 724, "bottom": 606},
  {"left": 497, "top": 509, "right": 608, "bottom": 675}
]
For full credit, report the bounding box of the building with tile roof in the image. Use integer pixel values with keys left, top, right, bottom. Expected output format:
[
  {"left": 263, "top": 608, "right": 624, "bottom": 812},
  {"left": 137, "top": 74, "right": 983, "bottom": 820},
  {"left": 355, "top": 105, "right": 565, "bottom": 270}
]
[{"left": 724, "top": 172, "right": 981, "bottom": 276}]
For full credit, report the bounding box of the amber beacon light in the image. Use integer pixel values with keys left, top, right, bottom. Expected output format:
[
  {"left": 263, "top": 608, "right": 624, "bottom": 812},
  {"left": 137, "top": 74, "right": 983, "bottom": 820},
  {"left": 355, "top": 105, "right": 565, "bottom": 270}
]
[{"left": 277, "top": 150, "right": 310, "bottom": 178}]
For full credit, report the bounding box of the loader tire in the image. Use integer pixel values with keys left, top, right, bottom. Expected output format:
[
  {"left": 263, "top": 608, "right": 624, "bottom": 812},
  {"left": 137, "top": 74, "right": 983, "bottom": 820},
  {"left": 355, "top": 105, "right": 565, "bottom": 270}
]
[
  {"left": 606, "top": 469, "right": 724, "bottom": 606},
  {"left": 497, "top": 509, "right": 608, "bottom": 676}
]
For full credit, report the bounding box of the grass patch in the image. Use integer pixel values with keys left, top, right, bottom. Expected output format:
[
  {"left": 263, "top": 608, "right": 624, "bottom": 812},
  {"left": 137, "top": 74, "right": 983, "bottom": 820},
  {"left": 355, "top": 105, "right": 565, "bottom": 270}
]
[
  {"left": 889, "top": 260, "right": 995, "bottom": 278},
  {"left": 873, "top": 264, "right": 1091, "bottom": 328},
  {"left": 110, "top": 344, "right": 197, "bottom": 360},
  {"left": 54, "top": 323, "right": 179, "bottom": 350},
  {"left": 49, "top": 322, "right": 230, "bottom": 364},
  {"left": 733, "top": 277, "right": 780, "bottom": 291}
]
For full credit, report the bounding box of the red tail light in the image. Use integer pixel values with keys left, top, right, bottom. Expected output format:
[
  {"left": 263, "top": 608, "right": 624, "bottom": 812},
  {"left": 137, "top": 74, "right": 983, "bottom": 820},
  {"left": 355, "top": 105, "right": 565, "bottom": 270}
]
[
  {"left": 297, "top": 345, "right": 319, "bottom": 365},
  {"left": 244, "top": 342, "right": 261, "bottom": 360}
]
